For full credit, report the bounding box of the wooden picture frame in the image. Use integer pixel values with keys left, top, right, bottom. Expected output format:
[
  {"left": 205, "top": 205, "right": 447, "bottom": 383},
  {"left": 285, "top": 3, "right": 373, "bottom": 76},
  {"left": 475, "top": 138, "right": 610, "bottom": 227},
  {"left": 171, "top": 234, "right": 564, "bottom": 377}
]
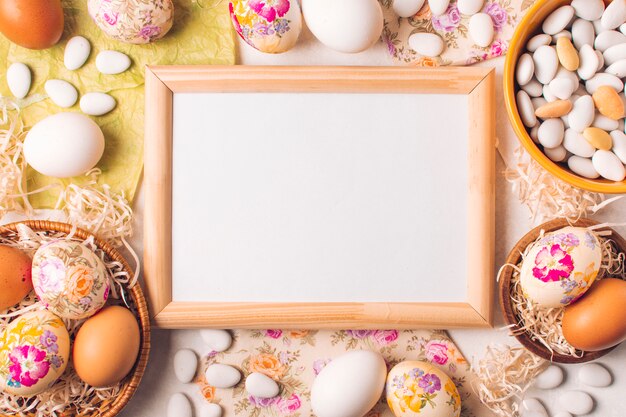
[{"left": 144, "top": 66, "right": 495, "bottom": 329}]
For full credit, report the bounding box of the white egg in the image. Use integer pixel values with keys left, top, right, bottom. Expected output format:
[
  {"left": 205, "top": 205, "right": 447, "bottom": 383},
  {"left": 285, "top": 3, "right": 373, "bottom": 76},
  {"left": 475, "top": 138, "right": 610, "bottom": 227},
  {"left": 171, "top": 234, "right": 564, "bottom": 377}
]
[
  {"left": 302, "top": 0, "right": 383, "bottom": 53},
  {"left": 520, "top": 227, "right": 602, "bottom": 308},
  {"left": 311, "top": 350, "right": 386, "bottom": 417},
  {"left": 393, "top": 0, "right": 426, "bottom": 18},
  {"left": 24, "top": 113, "right": 105, "bottom": 178}
]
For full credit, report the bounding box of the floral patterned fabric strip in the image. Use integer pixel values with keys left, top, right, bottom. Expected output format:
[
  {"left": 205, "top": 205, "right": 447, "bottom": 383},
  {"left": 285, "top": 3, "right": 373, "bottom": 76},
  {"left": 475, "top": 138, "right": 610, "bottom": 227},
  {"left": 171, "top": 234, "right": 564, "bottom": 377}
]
[
  {"left": 196, "top": 329, "right": 495, "bottom": 417},
  {"left": 380, "top": 0, "right": 535, "bottom": 66}
]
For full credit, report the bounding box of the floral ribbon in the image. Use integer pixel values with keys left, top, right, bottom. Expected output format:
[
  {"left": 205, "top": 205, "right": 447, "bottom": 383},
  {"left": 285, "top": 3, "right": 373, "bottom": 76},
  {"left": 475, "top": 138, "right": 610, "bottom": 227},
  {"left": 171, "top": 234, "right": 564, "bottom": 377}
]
[
  {"left": 380, "top": 0, "right": 535, "bottom": 66},
  {"left": 196, "top": 329, "right": 495, "bottom": 417}
]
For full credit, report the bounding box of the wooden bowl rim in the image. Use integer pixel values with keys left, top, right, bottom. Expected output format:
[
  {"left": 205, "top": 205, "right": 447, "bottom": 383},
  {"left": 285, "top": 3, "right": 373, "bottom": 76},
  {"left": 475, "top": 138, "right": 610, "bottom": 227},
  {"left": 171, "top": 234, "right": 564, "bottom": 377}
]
[
  {"left": 503, "top": 0, "right": 626, "bottom": 194},
  {"left": 499, "top": 218, "right": 622, "bottom": 363},
  {"left": 0, "top": 220, "right": 151, "bottom": 417}
]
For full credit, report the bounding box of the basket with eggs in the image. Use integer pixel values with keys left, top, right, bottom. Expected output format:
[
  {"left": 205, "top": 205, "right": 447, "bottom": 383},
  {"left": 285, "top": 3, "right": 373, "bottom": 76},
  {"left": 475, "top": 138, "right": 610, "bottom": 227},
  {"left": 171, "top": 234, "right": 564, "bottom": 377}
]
[
  {"left": 499, "top": 218, "right": 626, "bottom": 363},
  {"left": 0, "top": 221, "right": 149, "bottom": 417}
]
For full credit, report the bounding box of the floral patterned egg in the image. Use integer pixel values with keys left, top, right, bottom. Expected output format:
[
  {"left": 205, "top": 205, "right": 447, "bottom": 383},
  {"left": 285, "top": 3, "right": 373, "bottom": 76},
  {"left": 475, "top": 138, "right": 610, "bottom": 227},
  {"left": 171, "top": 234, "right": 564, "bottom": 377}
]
[
  {"left": 0, "top": 310, "right": 70, "bottom": 397},
  {"left": 386, "top": 361, "right": 461, "bottom": 417},
  {"left": 32, "top": 241, "right": 110, "bottom": 320},
  {"left": 88, "top": 0, "right": 174, "bottom": 44},
  {"left": 229, "top": 0, "right": 302, "bottom": 53},
  {"left": 520, "top": 227, "right": 602, "bottom": 308}
]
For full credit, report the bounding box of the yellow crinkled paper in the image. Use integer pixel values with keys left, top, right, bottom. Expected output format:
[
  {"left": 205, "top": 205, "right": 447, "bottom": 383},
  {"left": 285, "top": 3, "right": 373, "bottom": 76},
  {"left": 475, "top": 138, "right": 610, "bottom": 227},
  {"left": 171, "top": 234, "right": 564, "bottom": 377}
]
[{"left": 0, "top": 0, "right": 235, "bottom": 208}]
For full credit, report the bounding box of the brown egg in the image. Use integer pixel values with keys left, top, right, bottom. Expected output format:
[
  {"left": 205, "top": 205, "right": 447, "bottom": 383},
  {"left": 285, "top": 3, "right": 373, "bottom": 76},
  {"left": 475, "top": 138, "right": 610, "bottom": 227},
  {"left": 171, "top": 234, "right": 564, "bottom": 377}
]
[
  {"left": 73, "top": 306, "right": 140, "bottom": 387},
  {"left": 0, "top": 245, "right": 32, "bottom": 311},
  {"left": 0, "top": 0, "right": 64, "bottom": 49},
  {"left": 562, "top": 278, "right": 626, "bottom": 351}
]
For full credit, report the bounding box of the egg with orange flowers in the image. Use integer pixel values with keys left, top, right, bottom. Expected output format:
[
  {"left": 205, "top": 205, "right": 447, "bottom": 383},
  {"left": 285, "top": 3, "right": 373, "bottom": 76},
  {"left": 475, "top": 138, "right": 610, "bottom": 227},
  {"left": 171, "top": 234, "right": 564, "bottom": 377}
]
[{"left": 32, "top": 241, "right": 109, "bottom": 320}]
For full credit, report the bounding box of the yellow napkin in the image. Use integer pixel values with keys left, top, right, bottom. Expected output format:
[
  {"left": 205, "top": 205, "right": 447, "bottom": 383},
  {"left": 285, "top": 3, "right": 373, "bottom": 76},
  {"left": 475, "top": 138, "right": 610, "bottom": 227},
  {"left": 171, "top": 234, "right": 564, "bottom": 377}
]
[{"left": 0, "top": 0, "right": 236, "bottom": 208}]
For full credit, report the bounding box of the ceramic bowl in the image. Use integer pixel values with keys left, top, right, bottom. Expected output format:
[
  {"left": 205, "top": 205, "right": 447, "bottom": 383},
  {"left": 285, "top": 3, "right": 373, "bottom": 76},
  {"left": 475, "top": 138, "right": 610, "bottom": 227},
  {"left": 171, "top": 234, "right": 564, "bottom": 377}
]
[{"left": 503, "top": 0, "right": 626, "bottom": 193}]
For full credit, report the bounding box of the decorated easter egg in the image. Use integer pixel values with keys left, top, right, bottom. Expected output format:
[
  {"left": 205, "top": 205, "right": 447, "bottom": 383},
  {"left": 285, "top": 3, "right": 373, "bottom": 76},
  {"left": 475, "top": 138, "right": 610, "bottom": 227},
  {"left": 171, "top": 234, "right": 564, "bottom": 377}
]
[
  {"left": 386, "top": 361, "right": 461, "bottom": 417},
  {"left": 519, "top": 227, "right": 602, "bottom": 308},
  {"left": 32, "top": 241, "right": 110, "bottom": 320},
  {"left": 87, "top": 0, "right": 174, "bottom": 44},
  {"left": 0, "top": 310, "right": 70, "bottom": 397},
  {"left": 229, "top": 0, "right": 302, "bottom": 53}
]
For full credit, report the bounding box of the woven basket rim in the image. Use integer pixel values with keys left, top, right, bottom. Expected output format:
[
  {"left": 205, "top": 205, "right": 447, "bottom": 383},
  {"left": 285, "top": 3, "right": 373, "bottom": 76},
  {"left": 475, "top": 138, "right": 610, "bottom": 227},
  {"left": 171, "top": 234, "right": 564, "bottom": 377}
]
[
  {"left": 0, "top": 220, "right": 151, "bottom": 417},
  {"left": 498, "top": 218, "right": 619, "bottom": 363}
]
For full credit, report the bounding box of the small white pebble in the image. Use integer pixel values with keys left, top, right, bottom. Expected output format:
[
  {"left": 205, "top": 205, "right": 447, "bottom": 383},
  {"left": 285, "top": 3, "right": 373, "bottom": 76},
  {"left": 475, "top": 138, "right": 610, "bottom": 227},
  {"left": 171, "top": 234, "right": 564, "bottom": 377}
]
[
  {"left": 64, "top": 36, "right": 91, "bottom": 70},
  {"left": 545, "top": 145, "right": 568, "bottom": 162},
  {"left": 579, "top": 363, "right": 613, "bottom": 387},
  {"left": 6, "top": 62, "right": 31, "bottom": 99},
  {"left": 559, "top": 391, "right": 594, "bottom": 415},
  {"left": 543, "top": 5, "right": 575, "bottom": 35},
  {"left": 569, "top": 155, "right": 600, "bottom": 178},
  {"left": 168, "top": 393, "right": 192, "bottom": 417},
  {"left": 245, "top": 372, "right": 280, "bottom": 399},
  {"left": 200, "top": 403, "right": 223, "bottom": 417},
  {"left": 469, "top": 13, "right": 494, "bottom": 48},
  {"left": 44, "top": 79, "right": 78, "bottom": 108},
  {"left": 578, "top": 44, "right": 600, "bottom": 80},
  {"left": 611, "top": 130, "right": 626, "bottom": 163},
  {"left": 173, "top": 349, "right": 198, "bottom": 383},
  {"left": 534, "top": 45, "right": 559, "bottom": 84},
  {"left": 538, "top": 118, "right": 565, "bottom": 148},
  {"left": 96, "top": 50, "right": 131, "bottom": 75},
  {"left": 572, "top": 19, "right": 595, "bottom": 50},
  {"left": 565, "top": 128, "right": 596, "bottom": 157},
  {"left": 534, "top": 365, "right": 564, "bottom": 389},
  {"left": 200, "top": 329, "right": 233, "bottom": 352},
  {"left": 80, "top": 92, "right": 117, "bottom": 116},
  {"left": 427, "top": 0, "right": 450, "bottom": 16},
  {"left": 527, "top": 34, "right": 552, "bottom": 52},
  {"left": 601, "top": 0, "right": 626, "bottom": 30},
  {"left": 517, "top": 90, "right": 537, "bottom": 128},
  {"left": 516, "top": 53, "right": 535, "bottom": 86},
  {"left": 205, "top": 364, "right": 241, "bottom": 388},
  {"left": 408, "top": 32, "right": 444, "bottom": 57},
  {"left": 572, "top": 0, "right": 605, "bottom": 21}
]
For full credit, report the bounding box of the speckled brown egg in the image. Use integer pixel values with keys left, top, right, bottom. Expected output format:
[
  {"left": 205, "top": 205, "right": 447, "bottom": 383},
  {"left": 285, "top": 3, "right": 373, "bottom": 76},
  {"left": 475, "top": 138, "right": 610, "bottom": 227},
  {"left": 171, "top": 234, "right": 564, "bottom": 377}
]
[
  {"left": 73, "top": 306, "right": 140, "bottom": 387},
  {"left": 0, "top": 245, "right": 32, "bottom": 311},
  {"left": 562, "top": 278, "right": 626, "bottom": 351},
  {"left": 0, "top": 0, "right": 64, "bottom": 49}
]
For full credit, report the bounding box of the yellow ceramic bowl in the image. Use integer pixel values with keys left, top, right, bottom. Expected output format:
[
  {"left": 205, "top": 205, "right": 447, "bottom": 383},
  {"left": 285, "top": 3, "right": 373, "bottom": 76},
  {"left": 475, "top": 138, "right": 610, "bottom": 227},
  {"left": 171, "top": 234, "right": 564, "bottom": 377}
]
[{"left": 503, "top": 0, "right": 626, "bottom": 193}]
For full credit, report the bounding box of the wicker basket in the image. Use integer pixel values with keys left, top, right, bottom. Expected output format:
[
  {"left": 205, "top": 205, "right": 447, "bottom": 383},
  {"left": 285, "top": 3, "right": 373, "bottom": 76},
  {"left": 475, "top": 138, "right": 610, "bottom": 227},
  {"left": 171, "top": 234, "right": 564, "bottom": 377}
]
[
  {"left": 499, "top": 218, "right": 624, "bottom": 363},
  {"left": 0, "top": 220, "right": 150, "bottom": 417}
]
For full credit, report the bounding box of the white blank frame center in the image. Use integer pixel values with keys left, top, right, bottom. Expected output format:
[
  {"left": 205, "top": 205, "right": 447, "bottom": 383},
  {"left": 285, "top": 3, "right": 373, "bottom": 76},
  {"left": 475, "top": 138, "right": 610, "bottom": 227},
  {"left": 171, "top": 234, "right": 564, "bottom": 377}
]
[{"left": 143, "top": 65, "right": 495, "bottom": 329}]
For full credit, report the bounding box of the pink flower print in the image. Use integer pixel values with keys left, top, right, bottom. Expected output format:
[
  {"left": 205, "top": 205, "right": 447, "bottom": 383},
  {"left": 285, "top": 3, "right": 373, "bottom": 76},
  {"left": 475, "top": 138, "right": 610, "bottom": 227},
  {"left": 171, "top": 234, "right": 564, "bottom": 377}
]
[
  {"left": 249, "top": 395, "right": 279, "bottom": 408},
  {"left": 248, "top": 0, "right": 291, "bottom": 23},
  {"left": 425, "top": 341, "right": 450, "bottom": 365},
  {"left": 555, "top": 233, "right": 580, "bottom": 248},
  {"left": 102, "top": 11, "right": 119, "bottom": 26},
  {"left": 533, "top": 244, "right": 575, "bottom": 282},
  {"left": 276, "top": 394, "right": 302, "bottom": 414},
  {"left": 490, "top": 39, "right": 508, "bottom": 57},
  {"left": 418, "top": 373, "right": 441, "bottom": 394},
  {"left": 8, "top": 345, "right": 50, "bottom": 387},
  {"left": 347, "top": 330, "right": 373, "bottom": 339},
  {"left": 313, "top": 358, "right": 331, "bottom": 376},
  {"left": 373, "top": 330, "right": 399, "bottom": 346},
  {"left": 265, "top": 329, "right": 282, "bottom": 339},
  {"left": 37, "top": 258, "right": 65, "bottom": 294},
  {"left": 139, "top": 25, "right": 161, "bottom": 40},
  {"left": 40, "top": 331, "right": 58, "bottom": 354},
  {"left": 432, "top": 4, "right": 461, "bottom": 32},
  {"left": 484, "top": 2, "right": 508, "bottom": 30}
]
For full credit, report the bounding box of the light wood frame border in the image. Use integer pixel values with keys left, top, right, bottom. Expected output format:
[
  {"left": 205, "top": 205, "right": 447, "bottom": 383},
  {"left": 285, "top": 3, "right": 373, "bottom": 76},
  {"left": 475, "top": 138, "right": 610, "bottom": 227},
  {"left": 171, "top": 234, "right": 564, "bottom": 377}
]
[{"left": 144, "top": 66, "right": 495, "bottom": 329}]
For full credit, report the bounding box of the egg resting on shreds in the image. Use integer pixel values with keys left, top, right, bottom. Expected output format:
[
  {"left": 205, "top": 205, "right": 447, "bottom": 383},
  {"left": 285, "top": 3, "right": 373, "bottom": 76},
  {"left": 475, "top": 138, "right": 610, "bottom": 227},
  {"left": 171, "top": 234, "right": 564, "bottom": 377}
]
[
  {"left": 0, "top": 310, "right": 70, "bottom": 397},
  {"left": 32, "top": 241, "right": 110, "bottom": 320},
  {"left": 519, "top": 227, "right": 602, "bottom": 308}
]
